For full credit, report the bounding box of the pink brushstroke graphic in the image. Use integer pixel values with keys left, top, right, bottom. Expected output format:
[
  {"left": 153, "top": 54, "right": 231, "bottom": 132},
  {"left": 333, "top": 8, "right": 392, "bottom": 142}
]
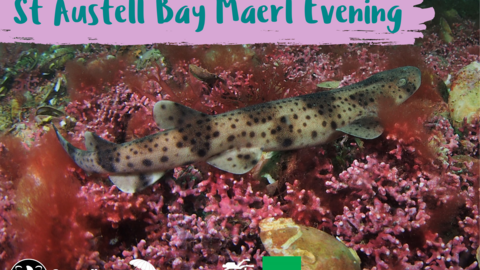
[{"left": 0, "top": 0, "right": 434, "bottom": 45}]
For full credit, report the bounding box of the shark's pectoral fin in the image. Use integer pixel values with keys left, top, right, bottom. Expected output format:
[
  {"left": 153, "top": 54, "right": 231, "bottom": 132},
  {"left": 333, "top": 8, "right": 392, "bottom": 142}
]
[
  {"left": 337, "top": 117, "right": 384, "bottom": 139},
  {"left": 153, "top": 100, "right": 208, "bottom": 130},
  {"left": 84, "top": 131, "right": 116, "bottom": 151},
  {"left": 207, "top": 147, "right": 263, "bottom": 174},
  {"left": 109, "top": 171, "right": 165, "bottom": 193}
]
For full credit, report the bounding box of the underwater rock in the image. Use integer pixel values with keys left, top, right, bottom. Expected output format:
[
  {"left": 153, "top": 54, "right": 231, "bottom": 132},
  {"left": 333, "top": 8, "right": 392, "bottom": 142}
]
[
  {"left": 189, "top": 64, "right": 222, "bottom": 85},
  {"left": 448, "top": 61, "right": 480, "bottom": 128},
  {"left": 35, "top": 106, "right": 65, "bottom": 126},
  {"left": 39, "top": 47, "right": 75, "bottom": 75},
  {"left": 259, "top": 217, "right": 361, "bottom": 270},
  {"left": 316, "top": 81, "right": 341, "bottom": 89},
  {"left": 439, "top": 17, "right": 454, "bottom": 44},
  {"left": 36, "top": 105, "right": 65, "bottom": 117},
  {"left": 442, "top": 9, "right": 462, "bottom": 24},
  {"left": 135, "top": 48, "right": 164, "bottom": 70}
]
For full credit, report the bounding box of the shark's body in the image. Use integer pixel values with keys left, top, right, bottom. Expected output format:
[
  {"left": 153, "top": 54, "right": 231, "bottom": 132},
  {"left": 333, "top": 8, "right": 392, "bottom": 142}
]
[{"left": 55, "top": 66, "right": 421, "bottom": 193}]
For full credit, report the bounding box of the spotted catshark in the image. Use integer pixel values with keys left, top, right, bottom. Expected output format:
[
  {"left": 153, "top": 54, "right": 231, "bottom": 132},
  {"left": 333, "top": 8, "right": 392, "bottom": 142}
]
[{"left": 54, "top": 66, "right": 421, "bottom": 193}]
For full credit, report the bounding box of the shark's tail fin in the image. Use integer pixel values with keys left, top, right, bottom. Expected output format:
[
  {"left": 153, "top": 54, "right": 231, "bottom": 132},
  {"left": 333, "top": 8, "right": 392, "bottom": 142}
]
[
  {"left": 53, "top": 125, "right": 165, "bottom": 193},
  {"left": 52, "top": 125, "right": 84, "bottom": 158}
]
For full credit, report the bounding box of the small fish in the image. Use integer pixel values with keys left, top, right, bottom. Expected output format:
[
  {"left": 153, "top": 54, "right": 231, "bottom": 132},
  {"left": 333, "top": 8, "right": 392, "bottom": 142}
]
[{"left": 54, "top": 66, "right": 421, "bottom": 193}]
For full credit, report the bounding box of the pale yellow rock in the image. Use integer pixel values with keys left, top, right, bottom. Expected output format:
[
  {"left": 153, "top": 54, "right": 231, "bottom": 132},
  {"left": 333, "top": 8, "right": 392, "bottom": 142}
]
[
  {"left": 448, "top": 61, "right": 480, "bottom": 128},
  {"left": 259, "top": 218, "right": 361, "bottom": 270},
  {"left": 477, "top": 246, "right": 479, "bottom": 269}
]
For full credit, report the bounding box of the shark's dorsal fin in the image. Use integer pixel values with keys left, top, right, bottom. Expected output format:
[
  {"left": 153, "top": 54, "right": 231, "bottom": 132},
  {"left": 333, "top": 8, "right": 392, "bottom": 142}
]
[
  {"left": 337, "top": 117, "right": 384, "bottom": 139},
  {"left": 109, "top": 171, "right": 165, "bottom": 193},
  {"left": 207, "top": 147, "right": 263, "bottom": 174},
  {"left": 84, "top": 131, "right": 116, "bottom": 151},
  {"left": 153, "top": 100, "right": 208, "bottom": 130}
]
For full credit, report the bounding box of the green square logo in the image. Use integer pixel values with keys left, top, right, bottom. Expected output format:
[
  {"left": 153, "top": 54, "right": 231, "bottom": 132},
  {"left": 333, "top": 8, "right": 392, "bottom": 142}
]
[{"left": 263, "top": 256, "right": 301, "bottom": 270}]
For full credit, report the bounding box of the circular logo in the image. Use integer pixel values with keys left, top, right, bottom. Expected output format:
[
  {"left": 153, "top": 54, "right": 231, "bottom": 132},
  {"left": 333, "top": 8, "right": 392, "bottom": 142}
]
[{"left": 11, "top": 259, "right": 47, "bottom": 270}]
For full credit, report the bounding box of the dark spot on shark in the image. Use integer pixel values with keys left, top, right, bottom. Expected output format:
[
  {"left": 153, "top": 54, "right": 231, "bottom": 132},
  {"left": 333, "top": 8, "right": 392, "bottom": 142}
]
[
  {"left": 282, "top": 138, "right": 293, "bottom": 147},
  {"left": 98, "top": 155, "right": 116, "bottom": 172},
  {"left": 143, "top": 159, "right": 153, "bottom": 167},
  {"left": 160, "top": 156, "right": 169, "bottom": 162}
]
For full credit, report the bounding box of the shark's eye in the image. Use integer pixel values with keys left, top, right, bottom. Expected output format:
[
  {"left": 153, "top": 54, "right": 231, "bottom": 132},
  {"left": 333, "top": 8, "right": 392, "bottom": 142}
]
[{"left": 397, "top": 78, "right": 406, "bottom": 87}]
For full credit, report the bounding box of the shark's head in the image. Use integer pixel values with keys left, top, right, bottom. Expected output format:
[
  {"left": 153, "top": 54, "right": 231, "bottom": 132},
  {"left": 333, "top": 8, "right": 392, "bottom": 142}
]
[{"left": 373, "top": 66, "right": 422, "bottom": 105}]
